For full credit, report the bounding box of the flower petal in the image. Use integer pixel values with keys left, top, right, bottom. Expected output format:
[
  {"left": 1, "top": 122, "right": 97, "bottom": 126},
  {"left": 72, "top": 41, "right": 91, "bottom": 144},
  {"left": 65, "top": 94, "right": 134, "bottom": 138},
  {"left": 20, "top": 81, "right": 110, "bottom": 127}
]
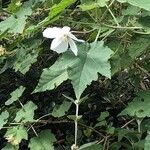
[
  {"left": 68, "top": 38, "right": 78, "bottom": 56},
  {"left": 51, "top": 38, "right": 68, "bottom": 53},
  {"left": 51, "top": 37, "right": 63, "bottom": 49},
  {"left": 43, "top": 27, "right": 62, "bottom": 39},
  {"left": 69, "top": 33, "right": 85, "bottom": 42},
  {"left": 62, "top": 26, "right": 71, "bottom": 33}
]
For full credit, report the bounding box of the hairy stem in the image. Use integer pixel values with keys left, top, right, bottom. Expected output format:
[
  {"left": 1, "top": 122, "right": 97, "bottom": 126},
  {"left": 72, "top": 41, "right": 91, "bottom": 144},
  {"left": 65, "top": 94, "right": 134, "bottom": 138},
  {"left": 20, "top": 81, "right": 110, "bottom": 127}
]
[
  {"left": 100, "top": 0, "right": 115, "bottom": 21},
  {"left": 105, "top": 3, "right": 120, "bottom": 27},
  {"left": 74, "top": 101, "right": 79, "bottom": 148},
  {"left": 137, "top": 119, "right": 142, "bottom": 133}
]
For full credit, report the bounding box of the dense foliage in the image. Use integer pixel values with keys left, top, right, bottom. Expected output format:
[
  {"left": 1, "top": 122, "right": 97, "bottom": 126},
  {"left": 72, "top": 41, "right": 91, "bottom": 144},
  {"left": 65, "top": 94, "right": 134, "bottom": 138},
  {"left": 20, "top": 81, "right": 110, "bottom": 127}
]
[{"left": 0, "top": 0, "right": 150, "bottom": 149}]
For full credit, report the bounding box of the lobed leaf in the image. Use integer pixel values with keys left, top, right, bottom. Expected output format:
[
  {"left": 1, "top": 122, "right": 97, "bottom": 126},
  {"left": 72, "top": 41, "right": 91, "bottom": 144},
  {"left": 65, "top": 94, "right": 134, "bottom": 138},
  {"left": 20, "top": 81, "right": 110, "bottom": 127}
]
[
  {"left": 0, "top": 2, "right": 32, "bottom": 34},
  {"left": 52, "top": 100, "right": 72, "bottom": 118},
  {"left": 117, "top": 0, "right": 150, "bottom": 12},
  {"left": 0, "top": 110, "right": 9, "bottom": 130},
  {"left": 119, "top": 89, "right": 150, "bottom": 118},
  {"left": 2, "top": 144, "right": 19, "bottom": 150},
  {"left": 35, "top": 41, "right": 113, "bottom": 100},
  {"left": 28, "top": 130, "right": 56, "bottom": 150},
  {"left": 145, "top": 131, "right": 150, "bottom": 150},
  {"left": 15, "top": 101, "right": 37, "bottom": 123},
  {"left": 5, "top": 86, "right": 25, "bottom": 106},
  {"left": 5, "top": 126, "right": 28, "bottom": 145}
]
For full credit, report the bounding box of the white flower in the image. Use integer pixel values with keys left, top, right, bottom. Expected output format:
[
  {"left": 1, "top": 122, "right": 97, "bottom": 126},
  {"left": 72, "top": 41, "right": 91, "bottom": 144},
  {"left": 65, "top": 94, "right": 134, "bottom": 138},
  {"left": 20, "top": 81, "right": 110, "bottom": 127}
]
[{"left": 43, "top": 26, "right": 84, "bottom": 56}]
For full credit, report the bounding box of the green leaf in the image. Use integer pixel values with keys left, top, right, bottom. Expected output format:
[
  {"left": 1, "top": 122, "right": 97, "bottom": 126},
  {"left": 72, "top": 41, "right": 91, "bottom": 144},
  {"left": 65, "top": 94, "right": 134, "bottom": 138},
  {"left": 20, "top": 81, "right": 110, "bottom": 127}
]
[
  {"left": 48, "top": 0, "right": 76, "bottom": 19},
  {"left": 7, "top": 0, "right": 22, "bottom": 13},
  {"left": 15, "top": 101, "right": 37, "bottom": 123},
  {"left": 52, "top": 100, "right": 72, "bottom": 118},
  {"left": 0, "top": 110, "right": 9, "bottom": 130},
  {"left": 79, "top": 0, "right": 108, "bottom": 11},
  {"left": 13, "top": 52, "right": 38, "bottom": 74},
  {"left": 5, "top": 86, "right": 25, "bottom": 105},
  {"left": 26, "top": 0, "right": 75, "bottom": 33},
  {"left": 15, "top": 2, "right": 32, "bottom": 18},
  {"left": 128, "top": 37, "right": 150, "bottom": 59},
  {"left": 35, "top": 41, "right": 113, "bottom": 100},
  {"left": 2, "top": 144, "right": 19, "bottom": 150},
  {"left": 0, "top": 16, "right": 18, "bottom": 33},
  {"left": 107, "top": 127, "right": 115, "bottom": 134},
  {"left": 0, "top": 2, "right": 32, "bottom": 34},
  {"left": 0, "top": 15, "right": 26, "bottom": 33},
  {"left": 12, "top": 39, "right": 41, "bottom": 74},
  {"left": 116, "top": 128, "right": 139, "bottom": 142},
  {"left": 5, "top": 126, "right": 28, "bottom": 145},
  {"left": 109, "top": 142, "right": 122, "bottom": 150},
  {"left": 0, "top": 38, "right": 41, "bottom": 74},
  {"left": 79, "top": 3, "right": 98, "bottom": 11},
  {"left": 28, "top": 130, "right": 56, "bottom": 150},
  {"left": 119, "top": 89, "right": 150, "bottom": 118},
  {"left": 138, "top": 16, "right": 150, "bottom": 34},
  {"left": 69, "top": 41, "right": 113, "bottom": 100},
  {"left": 34, "top": 59, "right": 69, "bottom": 93},
  {"left": 97, "top": 0, "right": 109, "bottom": 7},
  {"left": 95, "top": 111, "right": 109, "bottom": 127},
  {"left": 97, "top": 111, "right": 109, "bottom": 121},
  {"left": 110, "top": 36, "right": 150, "bottom": 75},
  {"left": 145, "top": 131, "right": 150, "bottom": 150},
  {"left": 133, "top": 140, "right": 145, "bottom": 149},
  {"left": 117, "top": 0, "right": 150, "bottom": 11},
  {"left": 110, "top": 42, "right": 132, "bottom": 75},
  {"left": 123, "top": 5, "right": 141, "bottom": 16},
  {"left": 79, "top": 141, "right": 102, "bottom": 150},
  {"left": 67, "top": 115, "right": 82, "bottom": 121}
]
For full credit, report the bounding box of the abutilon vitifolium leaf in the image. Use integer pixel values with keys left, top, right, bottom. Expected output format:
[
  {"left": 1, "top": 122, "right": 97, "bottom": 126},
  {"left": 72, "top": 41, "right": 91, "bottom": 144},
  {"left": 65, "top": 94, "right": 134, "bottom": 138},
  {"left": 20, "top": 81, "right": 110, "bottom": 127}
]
[
  {"left": 117, "top": 0, "right": 150, "bottom": 12},
  {"left": 35, "top": 41, "right": 113, "bottom": 100}
]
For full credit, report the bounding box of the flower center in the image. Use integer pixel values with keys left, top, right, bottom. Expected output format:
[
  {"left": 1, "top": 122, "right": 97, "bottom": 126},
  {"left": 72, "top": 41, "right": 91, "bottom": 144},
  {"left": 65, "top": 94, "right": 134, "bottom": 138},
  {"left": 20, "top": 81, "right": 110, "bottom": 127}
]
[{"left": 63, "top": 34, "right": 68, "bottom": 41}]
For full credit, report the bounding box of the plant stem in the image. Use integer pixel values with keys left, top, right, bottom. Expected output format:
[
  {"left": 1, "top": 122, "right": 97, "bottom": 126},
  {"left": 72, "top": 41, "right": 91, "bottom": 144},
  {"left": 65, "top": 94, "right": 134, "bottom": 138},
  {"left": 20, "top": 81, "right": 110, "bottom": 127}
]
[
  {"left": 121, "top": 119, "right": 135, "bottom": 128},
  {"left": 100, "top": 0, "right": 115, "bottom": 21},
  {"left": 74, "top": 101, "right": 79, "bottom": 148},
  {"left": 95, "top": 29, "right": 101, "bottom": 42},
  {"left": 136, "top": 118, "right": 143, "bottom": 133},
  {"left": 102, "top": 23, "right": 142, "bottom": 29},
  {"left": 105, "top": 3, "right": 120, "bottom": 27},
  {"left": 135, "top": 63, "right": 150, "bottom": 77}
]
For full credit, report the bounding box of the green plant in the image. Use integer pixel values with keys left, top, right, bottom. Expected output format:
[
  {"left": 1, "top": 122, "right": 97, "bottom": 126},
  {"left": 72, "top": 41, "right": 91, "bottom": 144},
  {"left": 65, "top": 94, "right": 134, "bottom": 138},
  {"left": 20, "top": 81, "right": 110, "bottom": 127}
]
[{"left": 0, "top": 0, "right": 150, "bottom": 149}]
